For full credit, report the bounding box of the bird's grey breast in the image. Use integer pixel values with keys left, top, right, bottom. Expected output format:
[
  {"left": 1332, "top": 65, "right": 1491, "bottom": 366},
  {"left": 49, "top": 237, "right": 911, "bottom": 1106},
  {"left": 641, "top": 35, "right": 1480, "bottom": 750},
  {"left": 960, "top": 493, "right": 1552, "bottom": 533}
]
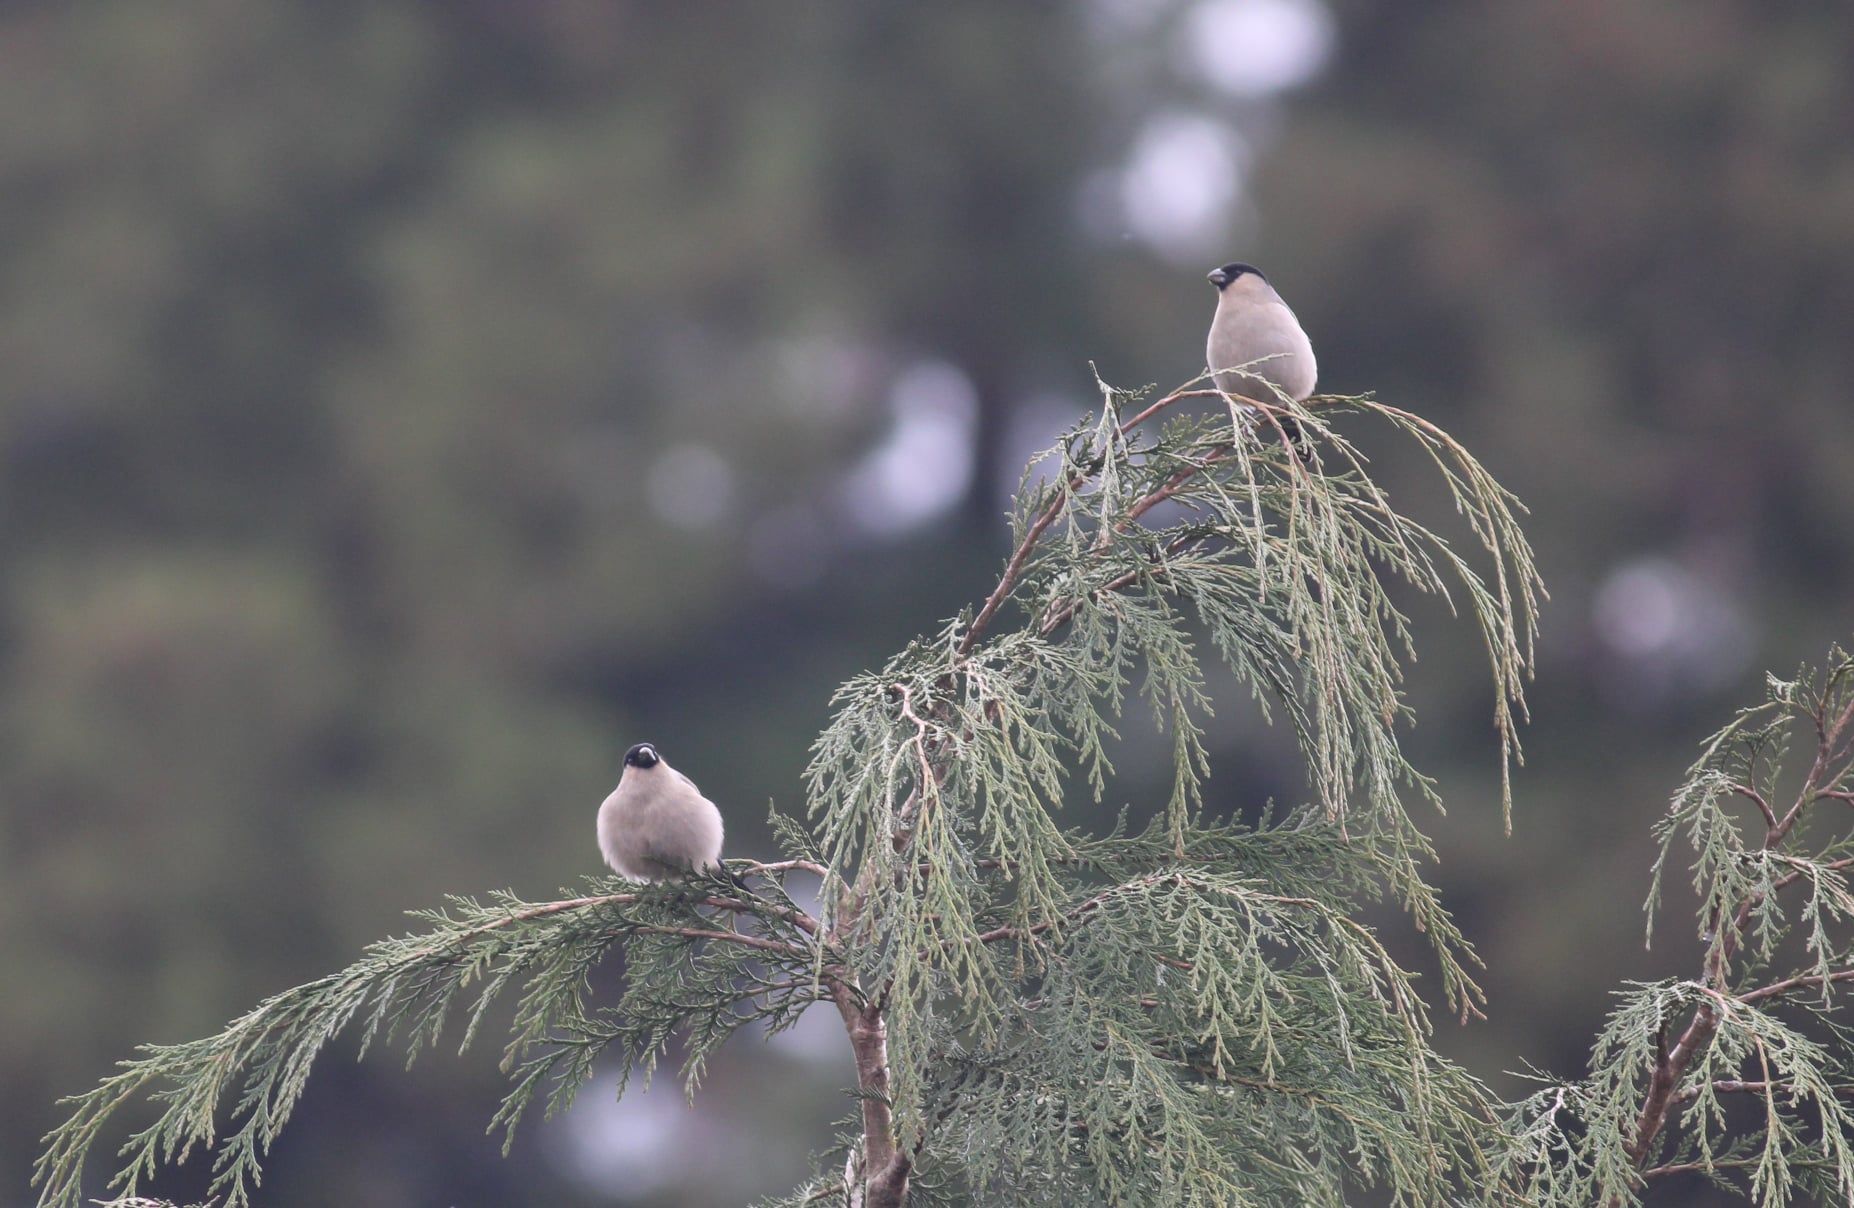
[{"left": 1208, "top": 289, "right": 1317, "bottom": 402}]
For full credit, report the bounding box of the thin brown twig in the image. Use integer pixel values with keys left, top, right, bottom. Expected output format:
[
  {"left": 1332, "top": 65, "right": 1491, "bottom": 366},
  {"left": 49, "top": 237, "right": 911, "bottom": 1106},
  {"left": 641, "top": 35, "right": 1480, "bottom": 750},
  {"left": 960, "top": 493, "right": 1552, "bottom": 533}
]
[
  {"left": 630, "top": 925, "right": 806, "bottom": 956},
  {"left": 441, "top": 888, "right": 818, "bottom": 947},
  {"left": 1642, "top": 1154, "right": 1844, "bottom": 1180},
  {"left": 1737, "top": 967, "right": 1854, "bottom": 1007},
  {"left": 1769, "top": 854, "right": 1854, "bottom": 895},
  {"left": 743, "top": 858, "right": 832, "bottom": 879},
  {"left": 1673, "top": 1078, "right": 1781, "bottom": 1106},
  {"left": 1732, "top": 782, "right": 1780, "bottom": 832},
  {"left": 1621, "top": 687, "right": 1854, "bottom": 1176},
  {"left": 1637, "top": 1155, "right": 1839, "bottom": 1180},
  {"left": 956, "top": 379, "right": 1247, "bottom": 659},
  {"left": 1775, "top": 693, "right": 1854, "bottom": 835},
  {"left": 890, "top": 683, "right": 939, "bottom": 851},
  {"left": 1036, "top": 533, "right": 1202, "bottom": 639}
]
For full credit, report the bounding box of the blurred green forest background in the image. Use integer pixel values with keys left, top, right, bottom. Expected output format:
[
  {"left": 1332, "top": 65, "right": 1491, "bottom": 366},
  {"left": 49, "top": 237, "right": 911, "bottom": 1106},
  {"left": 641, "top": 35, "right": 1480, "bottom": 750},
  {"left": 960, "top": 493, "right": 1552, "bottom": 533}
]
[{"left": 4, "top": 2, "right": 1851, "bottom": 1205}]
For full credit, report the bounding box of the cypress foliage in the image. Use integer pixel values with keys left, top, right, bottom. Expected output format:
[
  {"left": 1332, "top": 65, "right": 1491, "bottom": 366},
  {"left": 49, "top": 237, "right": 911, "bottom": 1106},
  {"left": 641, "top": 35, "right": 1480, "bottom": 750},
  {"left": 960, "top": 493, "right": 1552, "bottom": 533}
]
[
  {"left": 1501, "top": 647, "right": 1854, "bottom": 1206},
  {"left": 37, "top": 372, "right": 1552, "bottom": 1207}
]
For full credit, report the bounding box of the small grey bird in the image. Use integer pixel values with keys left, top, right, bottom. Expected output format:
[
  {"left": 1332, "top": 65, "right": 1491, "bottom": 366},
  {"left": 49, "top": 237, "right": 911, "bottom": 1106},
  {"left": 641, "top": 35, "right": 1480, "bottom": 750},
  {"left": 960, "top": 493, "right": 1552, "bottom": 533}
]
[
  {"left": 597, "top": 742, "right": 726, "bottom": 882},
  {"left": 1205, "top": 261, "right": 1318, "bottom": 409}
]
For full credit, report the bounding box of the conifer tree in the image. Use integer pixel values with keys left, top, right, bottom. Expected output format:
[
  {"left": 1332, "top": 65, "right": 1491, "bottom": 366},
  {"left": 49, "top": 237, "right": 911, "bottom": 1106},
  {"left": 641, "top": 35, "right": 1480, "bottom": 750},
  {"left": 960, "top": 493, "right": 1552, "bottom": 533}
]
[{"left": 36, "top": 373, "right": 1551, "bottom": 1207}]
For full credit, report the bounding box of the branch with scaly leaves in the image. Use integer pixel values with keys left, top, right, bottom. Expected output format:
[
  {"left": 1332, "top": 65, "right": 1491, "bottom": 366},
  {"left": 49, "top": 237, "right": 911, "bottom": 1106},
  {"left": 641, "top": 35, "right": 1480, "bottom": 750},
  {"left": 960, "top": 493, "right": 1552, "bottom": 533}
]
[
  {"left": 808, "top": 369, "right": 1541, "bottom": 1205},
  {"left": 40, "top": 368, "right": 1545, "bottom": 1208},
  {"left": 907, "top": 825, "right": 1522, "bottom": 1205},
  {"left": 1499, "top": 644, "right": 1854, "bottom": 1207},
  {"left": 33, "top": 867, "right": 829, "bottom": 1208}
]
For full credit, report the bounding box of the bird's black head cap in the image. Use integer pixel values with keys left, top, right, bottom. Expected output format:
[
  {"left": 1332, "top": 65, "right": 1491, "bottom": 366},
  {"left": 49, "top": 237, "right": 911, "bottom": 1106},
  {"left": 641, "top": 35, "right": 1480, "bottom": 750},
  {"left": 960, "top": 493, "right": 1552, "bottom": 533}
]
[
  {"left": 624, "top": 742, "right": 661, "bottom": 769},
  {"left": 1207, "top": 262, "right": 1266, "bottom": 289}
]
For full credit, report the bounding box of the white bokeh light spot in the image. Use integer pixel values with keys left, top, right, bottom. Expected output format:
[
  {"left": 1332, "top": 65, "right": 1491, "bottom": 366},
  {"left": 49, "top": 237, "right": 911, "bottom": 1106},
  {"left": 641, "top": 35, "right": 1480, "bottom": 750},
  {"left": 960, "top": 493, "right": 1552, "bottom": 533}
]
[
  {"left": 1120, "top": 111, "right": 1247, "bottom": 262},
  {"left": 841, "top": 359, "right": 977, "bottom": 535},
  {"left": 559, "top": 1075, "right": 694, "bottom": 1196},
  {"left": 1181, "top": 0, "right": 1335, "bottom": 97},
  {"left": 1594, "top": 560, "right": 1682, "bottom": 657},
  {"left": 1591, "top": 555, "right": 1754, "bottom": 704}
]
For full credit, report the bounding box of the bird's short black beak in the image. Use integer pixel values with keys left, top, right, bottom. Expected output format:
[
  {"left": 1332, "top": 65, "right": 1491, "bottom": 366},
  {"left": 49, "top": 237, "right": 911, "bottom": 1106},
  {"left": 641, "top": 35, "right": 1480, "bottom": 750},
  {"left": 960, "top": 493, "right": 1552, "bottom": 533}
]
[{"left": 1207, "top": 268, "right": 1230, "bottom": 288}]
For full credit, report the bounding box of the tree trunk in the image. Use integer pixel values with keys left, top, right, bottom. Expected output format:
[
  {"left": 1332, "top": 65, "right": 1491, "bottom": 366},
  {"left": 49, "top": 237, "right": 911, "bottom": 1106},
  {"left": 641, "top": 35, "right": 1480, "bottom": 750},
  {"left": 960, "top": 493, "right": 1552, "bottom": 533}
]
[{"left": 834, "top": 985, "right": 911, "bottom": 1206}]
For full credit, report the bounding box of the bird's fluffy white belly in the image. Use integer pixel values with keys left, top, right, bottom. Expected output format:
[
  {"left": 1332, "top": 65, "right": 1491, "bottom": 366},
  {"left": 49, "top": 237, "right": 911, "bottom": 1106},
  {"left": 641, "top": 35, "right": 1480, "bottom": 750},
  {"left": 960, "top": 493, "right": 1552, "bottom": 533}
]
[{"left": 598, "top": 791, "right": 724, "bottom": 879}]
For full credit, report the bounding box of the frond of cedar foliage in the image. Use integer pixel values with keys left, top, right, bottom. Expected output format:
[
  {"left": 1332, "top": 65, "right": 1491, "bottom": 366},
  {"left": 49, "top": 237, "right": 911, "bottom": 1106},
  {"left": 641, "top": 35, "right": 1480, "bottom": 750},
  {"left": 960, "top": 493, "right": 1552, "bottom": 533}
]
[
  {"left": 1498, "top": 645, "right": 1854, "bottom": 1206},
  {"left": 36, "top": 372, "right": 1544, "bottom": 1208},
  {"left": 35, "top": 877, "right": 831, "bottom": 1208}
]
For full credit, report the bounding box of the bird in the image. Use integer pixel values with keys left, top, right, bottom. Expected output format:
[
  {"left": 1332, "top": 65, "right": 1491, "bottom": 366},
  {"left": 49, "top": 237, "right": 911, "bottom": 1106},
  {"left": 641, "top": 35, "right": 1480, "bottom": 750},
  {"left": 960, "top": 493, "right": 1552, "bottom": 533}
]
[
  {"left": 597, "top": 742, "right": 727, "bottom": 882},
  {"left": 1205, "top": 261, "right": 1318, "bottom": 419}
]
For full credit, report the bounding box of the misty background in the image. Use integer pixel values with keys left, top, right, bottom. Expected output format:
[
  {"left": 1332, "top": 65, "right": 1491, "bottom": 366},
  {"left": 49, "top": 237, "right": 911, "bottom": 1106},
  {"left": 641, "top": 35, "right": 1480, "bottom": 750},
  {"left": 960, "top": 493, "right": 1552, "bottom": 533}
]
[{"left": 4, "top": 2, "right": 1851, "bottom": 1204}]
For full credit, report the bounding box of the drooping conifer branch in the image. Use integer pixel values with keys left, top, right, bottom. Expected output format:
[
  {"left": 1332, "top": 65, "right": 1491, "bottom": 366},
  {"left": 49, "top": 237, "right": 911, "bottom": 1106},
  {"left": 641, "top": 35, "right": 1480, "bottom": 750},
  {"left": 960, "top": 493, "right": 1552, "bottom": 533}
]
[
  {"left": 39, "top": 371, "right": 1547, "bottom": 1208},
  {"left": 806, "top": 369, "right": 1541, "bottom": 1203}
]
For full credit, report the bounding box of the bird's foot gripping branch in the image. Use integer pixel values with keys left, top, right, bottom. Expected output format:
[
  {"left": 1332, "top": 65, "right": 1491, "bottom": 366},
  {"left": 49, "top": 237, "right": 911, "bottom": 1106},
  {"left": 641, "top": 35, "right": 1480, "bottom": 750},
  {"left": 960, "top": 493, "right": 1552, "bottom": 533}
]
[{"left": 37, "top": 374, "right": 1545, "bottom": 1208}]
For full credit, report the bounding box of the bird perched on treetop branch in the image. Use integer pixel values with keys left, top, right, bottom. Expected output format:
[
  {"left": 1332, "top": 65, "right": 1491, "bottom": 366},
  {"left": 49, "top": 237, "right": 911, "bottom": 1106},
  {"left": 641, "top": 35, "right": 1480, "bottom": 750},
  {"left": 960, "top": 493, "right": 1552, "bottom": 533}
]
[
  {"left": 1205, "top": 261, "right": 1318, "bottom": 421},
  {"left": 597, "top": 742, "right": 727, "bottom": 882}
]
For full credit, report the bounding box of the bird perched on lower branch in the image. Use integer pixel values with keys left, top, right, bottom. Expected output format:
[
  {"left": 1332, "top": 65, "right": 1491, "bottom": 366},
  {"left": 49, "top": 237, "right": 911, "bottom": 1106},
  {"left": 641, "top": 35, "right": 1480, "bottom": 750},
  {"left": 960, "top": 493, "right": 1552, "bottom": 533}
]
[
  {"left": 1205, "top": 261, "right": 1318, "bottom": 443},
  {"left": 598, "top": 742, "right": 727, "bottom": 882}
]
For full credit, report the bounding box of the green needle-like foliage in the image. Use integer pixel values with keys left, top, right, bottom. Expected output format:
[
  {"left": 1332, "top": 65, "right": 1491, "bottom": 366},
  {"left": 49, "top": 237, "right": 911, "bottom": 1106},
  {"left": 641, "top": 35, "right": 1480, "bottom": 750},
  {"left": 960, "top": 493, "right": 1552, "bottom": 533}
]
[
  {"left": 35, "top": 879, "right": 828, "bottom": 1208},
  {"left": 37, "top": 373, "right": 1548, "bottom": 1207},
  {"left": 1500, "top": 645, "right": 1854, "bottom": 1206}
]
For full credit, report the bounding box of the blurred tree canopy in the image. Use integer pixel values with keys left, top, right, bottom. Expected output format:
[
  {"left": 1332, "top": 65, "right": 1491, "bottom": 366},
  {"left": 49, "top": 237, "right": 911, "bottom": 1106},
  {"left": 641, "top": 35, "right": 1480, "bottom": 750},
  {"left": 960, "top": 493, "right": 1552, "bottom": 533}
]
[{"left": 3, "top": 2, "right": 1850, "bottom": 1205}]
